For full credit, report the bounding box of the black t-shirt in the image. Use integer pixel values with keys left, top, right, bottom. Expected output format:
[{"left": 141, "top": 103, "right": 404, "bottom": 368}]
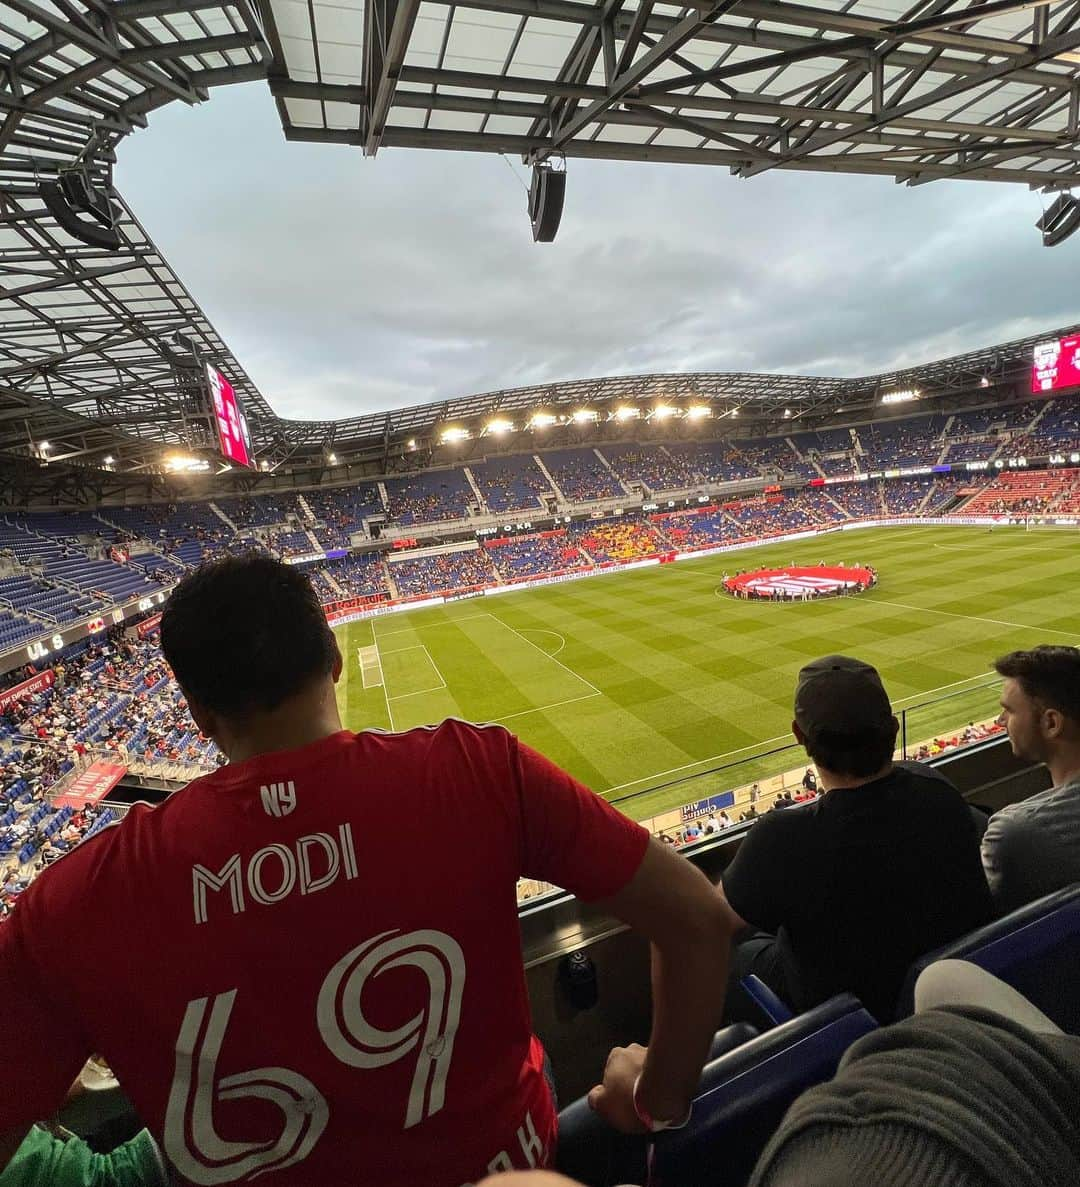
[{"left": 723, "top": 762, "right": 993, "bottom": 1020}]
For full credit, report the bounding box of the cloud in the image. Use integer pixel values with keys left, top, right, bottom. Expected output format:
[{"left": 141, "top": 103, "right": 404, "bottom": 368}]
[{"left": 116, "top": 81, "right": 1080, "bottom": 421}]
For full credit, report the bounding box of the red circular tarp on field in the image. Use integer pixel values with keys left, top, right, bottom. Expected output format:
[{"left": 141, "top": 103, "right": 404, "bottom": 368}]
[{"left": 724, "top": 564, "right": 875, "bottom": 599}]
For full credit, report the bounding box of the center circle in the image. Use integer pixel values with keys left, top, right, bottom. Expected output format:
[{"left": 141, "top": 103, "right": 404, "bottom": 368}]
[{"left": 723, "top": 564, "right": 876, "bottom": 601}]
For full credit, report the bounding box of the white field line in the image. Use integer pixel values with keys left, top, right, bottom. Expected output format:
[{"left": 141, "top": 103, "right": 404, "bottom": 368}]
[
  {"left": 372, "top": 613, "right": 490, "bottom": 641},
  {"left": 931, "top": 542, "right": 1029, "bottom": 553},
  {"left": 357, "top": 645, "right": 385, "bottom": 690},
  {"left": 514, "top": 627, "right": 567, "bottom": 656},
  {"left": 869, "top": 598, "right": 1079, "bottom": 640},
  {"left": 483, "top": 613, "right": 602, "bottom": 696},
  {"left": 366, "top": 638, "right": 396, "bottom": 733},
  {"left": 387, "top": 644, "right": 448, "bottom": 699},
  {"left": 602, "top": 733, "right": 794, "bottom": 796},
  {"left": 491, "top": 691, "right": 602, "bottom": 725}
]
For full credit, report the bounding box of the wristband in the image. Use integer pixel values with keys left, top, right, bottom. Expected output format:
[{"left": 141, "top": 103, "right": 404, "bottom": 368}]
[{"left": 632, "top": 1074, "right": 692, "bottom": 1133}]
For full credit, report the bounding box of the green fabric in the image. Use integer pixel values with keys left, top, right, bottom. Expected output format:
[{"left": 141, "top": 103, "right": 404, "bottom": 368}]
[{"left": 0, "top": 1126, "right": 167, "bottom": 1187}]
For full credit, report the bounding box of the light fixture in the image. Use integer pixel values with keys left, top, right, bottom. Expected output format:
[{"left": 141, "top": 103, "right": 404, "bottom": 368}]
[
  {"left": 260, "top": 459, "right": 270, "bottom": 471},
  {"left": 485, "top": 417, "right": 514, "bottom": 436},
  {"left": 103, "top": 455, "right": 114, "bottom": 466},
  {"left": 39, "top": 441, "right": 50, "bottom": 451},
  {"left": 327, "top": 452, "right": 338, "bottom": 464},
  {"left": 881, "top": 388, "right": 920, "bottom": 405},
  {"left": 980, "top": 377, "right": 991, "bottom": 388},
  {"left": 407, "top": 438, "right": 416, "bottom": 449},
  {"left": 651, "top": 404, "right": 675, "bottom": 420},
  {"left": 614, "top": 406, "right": 640, "bottom": 422},
  {"left": 685, "top": 405, "right": 711, "bottom": 420},
  {"left": 572, "top": 409, "right": 597, "bottom": 424},
  {"left": 440, "top": 426, "right": 470, "bottom": 444},
  {"left": 783, "top": 408, "right": 792, "bottom": 418},
  {"left": 529, "top": 411, "right": 557, "bottom": 429},
  {"left": 731, "top": 408, "right": 739, "bottom": 417},
  {"left": 164, "top": 454, "right": 210, "bottom": 473}
]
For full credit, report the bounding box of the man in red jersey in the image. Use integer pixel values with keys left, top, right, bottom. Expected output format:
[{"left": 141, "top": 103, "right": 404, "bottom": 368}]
[{"left": 0, "top": 555, "right": 734, "bottom": 1185}]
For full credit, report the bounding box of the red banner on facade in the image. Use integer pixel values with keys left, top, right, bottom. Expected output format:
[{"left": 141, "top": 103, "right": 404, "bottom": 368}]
[
  {"left": 136, "top": 613, "right": 162, "bottom": 638},
  {"left": 53, "top": 760, "right": 127, "bottom": 809},
  {"left": 0, "top": 668, "right": 55, "bottom": 712}
]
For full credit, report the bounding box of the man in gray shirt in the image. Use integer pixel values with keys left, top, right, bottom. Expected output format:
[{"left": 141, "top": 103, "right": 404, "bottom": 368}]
[{"left": 982, "top": 645, "right": 1080, "bottom": 912}]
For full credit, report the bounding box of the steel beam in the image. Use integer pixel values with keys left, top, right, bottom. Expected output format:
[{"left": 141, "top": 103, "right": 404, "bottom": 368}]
[
  {"left": 365, "top": 0, "right": 422, "bottom": 154},
  {"left": 546, "top": 0, "right": 744, "bottom": 155}
]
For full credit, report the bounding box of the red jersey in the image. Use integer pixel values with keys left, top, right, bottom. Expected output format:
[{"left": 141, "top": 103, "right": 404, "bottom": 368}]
[{"left": 0, "top": 723, "right": 648, "bottom": 1186}]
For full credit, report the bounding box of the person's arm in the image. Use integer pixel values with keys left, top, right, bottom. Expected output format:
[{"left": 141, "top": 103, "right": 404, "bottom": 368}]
[
  {"left": 586, "top": 839, "right": 740, "bottom": 1131},
  {"left": 981, "top": 808, "right": 1044, "bottom": 914},
  {"left": 0, "top": 899, "right": 92, "bottom": 1172}
]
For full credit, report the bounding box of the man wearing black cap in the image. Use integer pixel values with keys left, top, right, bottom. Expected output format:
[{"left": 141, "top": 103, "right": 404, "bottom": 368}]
[{"left": 720, "top": 655, "right": 993, "bottom": 1021}]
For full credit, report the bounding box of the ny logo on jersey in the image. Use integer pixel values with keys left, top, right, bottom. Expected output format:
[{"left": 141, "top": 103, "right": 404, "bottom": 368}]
[{"left": 260, "top": 781, "right": 296, "bottom": 818}]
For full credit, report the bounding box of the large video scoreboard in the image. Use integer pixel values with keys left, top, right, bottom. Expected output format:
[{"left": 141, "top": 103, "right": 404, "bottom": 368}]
[
  {"left": 205, "top": 362, "right": 254, "bottom": 468},
  {"left": 1032, "top": 335, "right": 1080, "bottom": 394}
]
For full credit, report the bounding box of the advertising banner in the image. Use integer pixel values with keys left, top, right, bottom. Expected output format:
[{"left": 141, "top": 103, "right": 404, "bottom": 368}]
[
  {"left": 680, "top": 792, "right": 736, "bottom": 822},
  {"left": 136, "top": 613, "right": 163, "bottom": 638},
  {"left": 53, "top": 759, "right": 127, "bottom": 808},
  {"left": 0, "top": 668, "right": 55, "bottom": 712}
]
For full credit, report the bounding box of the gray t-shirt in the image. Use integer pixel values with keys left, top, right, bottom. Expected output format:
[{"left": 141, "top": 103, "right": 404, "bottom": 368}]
[{"left": 981, "top": 776, "right": 1080, "bottom": 912}]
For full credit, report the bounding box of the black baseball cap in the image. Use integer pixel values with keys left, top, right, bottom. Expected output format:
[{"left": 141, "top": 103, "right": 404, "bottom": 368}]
[{"left": 794, "top": 655, "right": 893, "bottom": 737}]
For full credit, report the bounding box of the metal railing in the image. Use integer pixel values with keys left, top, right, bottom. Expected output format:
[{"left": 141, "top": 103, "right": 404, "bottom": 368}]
[
  {"left": 607, "top": 675, "right": 1003, "bottom": 829},
  {"left": 517, "top": 675, "right": 1005, "bottom": 904}
]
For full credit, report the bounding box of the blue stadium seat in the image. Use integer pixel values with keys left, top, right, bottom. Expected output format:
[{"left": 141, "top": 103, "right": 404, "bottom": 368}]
[
  {"left": 555, "top": 1024, "right": 758, "bottom": 1187},
  {"left": 649, "top": 994, "right": 878, "bottom": 1187},
  {"left": 740, "top": 973, "right": 794, "bottom": 1027},
  {"left": 896, "top": 883, "right": 1080, "bottom": 1032}
]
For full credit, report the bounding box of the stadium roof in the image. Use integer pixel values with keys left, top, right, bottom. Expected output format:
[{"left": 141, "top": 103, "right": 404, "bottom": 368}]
[
  {"left": 250, "top": 320, "right": 1077, "bottom": 454},
  {"left": 1, "top": 0, "right": 1079, "bottom": 483},
  {"left": 263, "top": 0, "right": 1080, "bottom": 188}
]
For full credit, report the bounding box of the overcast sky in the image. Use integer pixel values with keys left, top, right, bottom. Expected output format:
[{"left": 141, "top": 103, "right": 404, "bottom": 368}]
[{"left": 116, "top": 81, "right": 1080, "bottom": 423}]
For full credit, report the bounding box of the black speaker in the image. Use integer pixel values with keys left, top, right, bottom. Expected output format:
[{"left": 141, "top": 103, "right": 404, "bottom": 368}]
[
  {"left": 1037, "top": 193, "right": 1080, "bottom": 247},
  {"left": 40, "top": 179, "right": 120, "bottom": 250},
  {"left": 529, "top": 164, "right": 566, "bottom": 243}
]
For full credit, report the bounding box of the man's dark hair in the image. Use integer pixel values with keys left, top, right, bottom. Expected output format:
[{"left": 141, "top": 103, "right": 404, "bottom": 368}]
[
  {"left": 801, "top": 722, "right": 896, "bottom": 778},
  {"left": 994, "top": 645, "right": 1080, "bottom": 723},
  {"left": 161, "top": 553, "right": 336, "bottom": 719}
]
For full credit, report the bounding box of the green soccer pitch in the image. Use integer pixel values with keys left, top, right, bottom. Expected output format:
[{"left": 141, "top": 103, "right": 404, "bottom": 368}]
[{"left": 333, "top": 525, "right": 1080, "bottom": 823}]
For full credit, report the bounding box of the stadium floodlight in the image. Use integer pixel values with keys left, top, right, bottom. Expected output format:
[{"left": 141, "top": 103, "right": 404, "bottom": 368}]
[
  {"left": 783, "top": 408, "right": 792, "bottom": 418},
  {"left": 1072, "top": 452, "right": 1080, "bottom": 464},
  {"left": 103, "top": 455, "right": 114, "bottom": 466},
  {"left": 39, "top": 441, "right": 50, "bottom": 451},
  {"left": 980, "top": 377, "right": 991, "bottom": 388},
  {"left": 407, "top": 439, "right": 417, "bottom": 450},
  {"left": 614, "top": 406, "right": 640, "bottom": 422},
  {"left": 440, "top": 426, "right": 470, "bottom": 443},
  {"left": 327, "top": 452, "right": 338, "bottom": 464},
  {"left": 529, "top": 412, "right": 557, "bottom": 429},
  {"left": 881, "top": 388, "right": 920, "bottom": 405},
  {"left": 164, "top": 454, "right": 210, "bottom": 473},
  {"left": 260, "top": 459, "right": 271, "bottom": 471},
  {"left": 572, "top": 409, "right": 598, "bottom": 423},
  {"left": 485, "top": 418, "right": 514, "bottom": 436},
  {"left": 685, "top": 405, "right": 711, "bottom": 420},
  {"left": 651, "top": 404, "right": 676, "bottom": 420}
]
